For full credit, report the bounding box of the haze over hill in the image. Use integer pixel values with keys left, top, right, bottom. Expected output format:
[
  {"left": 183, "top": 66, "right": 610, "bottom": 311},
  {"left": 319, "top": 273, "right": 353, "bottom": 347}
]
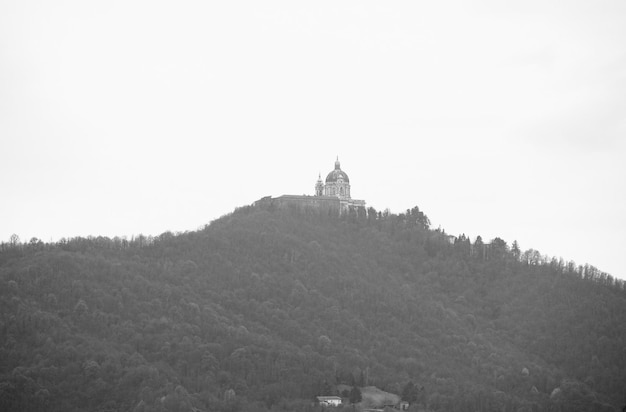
[{"left": 1, "top": 203, "right": 625, "bottom": 411}]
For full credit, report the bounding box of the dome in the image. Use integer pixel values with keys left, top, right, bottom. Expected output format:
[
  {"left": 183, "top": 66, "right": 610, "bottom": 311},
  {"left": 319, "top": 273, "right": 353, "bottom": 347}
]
[
  {"left": 325, "top": 158, "right": 350, "bottom": 183},
  {"left": 326, "top": 169, "right": 349, "bottom": 183}
]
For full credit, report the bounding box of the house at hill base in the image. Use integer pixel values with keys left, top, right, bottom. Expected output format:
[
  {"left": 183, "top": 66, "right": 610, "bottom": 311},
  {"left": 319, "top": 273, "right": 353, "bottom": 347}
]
[
  {"left": 364, "top": 401, "right": 409, "bottom": 412},
  {"left": 317, "top": 396, "right": 342, "bottom": 406},
  {"left": 256, "top": 157, "right": 366, "bottom": 215}
]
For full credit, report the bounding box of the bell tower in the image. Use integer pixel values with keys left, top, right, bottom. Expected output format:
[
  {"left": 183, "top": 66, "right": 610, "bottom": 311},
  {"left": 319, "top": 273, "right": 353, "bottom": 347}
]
[{"left": 315, "top": 173, "right": 324, "bottom": 196}]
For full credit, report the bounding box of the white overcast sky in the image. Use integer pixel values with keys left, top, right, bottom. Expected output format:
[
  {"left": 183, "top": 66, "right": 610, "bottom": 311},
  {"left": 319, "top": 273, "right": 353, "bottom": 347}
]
[{"left": 1, "top": 1, "right": 625, "bottom": 279}]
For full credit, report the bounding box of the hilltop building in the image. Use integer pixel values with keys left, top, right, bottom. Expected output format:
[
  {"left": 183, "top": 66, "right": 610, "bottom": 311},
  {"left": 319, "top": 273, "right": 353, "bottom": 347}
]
[{"left": 257, "top": 158, "right": 366, "bottom": 214}]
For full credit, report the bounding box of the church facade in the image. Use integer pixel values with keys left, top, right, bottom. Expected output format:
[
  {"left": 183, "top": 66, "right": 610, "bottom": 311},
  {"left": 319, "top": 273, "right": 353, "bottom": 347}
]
[{"left": 258, "top": 158, "right": 366, "bottom": 214}]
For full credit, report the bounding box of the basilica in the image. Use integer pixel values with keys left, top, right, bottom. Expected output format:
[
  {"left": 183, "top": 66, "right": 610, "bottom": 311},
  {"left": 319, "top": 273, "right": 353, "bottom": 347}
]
[
  {"left": 315, "top": 157, "right": 365, "bottom": 208},
  {"left": 258, "top": 158, "right": 366, "bottom": 213}
]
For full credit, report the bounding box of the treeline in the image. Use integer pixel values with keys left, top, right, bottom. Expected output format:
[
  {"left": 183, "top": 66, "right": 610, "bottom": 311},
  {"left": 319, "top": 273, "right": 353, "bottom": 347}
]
[
  {"left": 1, "top": 232, "right": 168, "bottom": 256},
  {"left": 1, "top": 203, "right": 625, "bottom": 411},
  {"left": 3, "top": 204, "right": 619, "bottom": 292}
]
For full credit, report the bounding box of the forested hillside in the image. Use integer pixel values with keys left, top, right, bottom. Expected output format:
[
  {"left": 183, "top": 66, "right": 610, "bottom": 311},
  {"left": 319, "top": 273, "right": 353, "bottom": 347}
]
[{"left": 1, "top": 203, "right": 625, "bottom": 412}]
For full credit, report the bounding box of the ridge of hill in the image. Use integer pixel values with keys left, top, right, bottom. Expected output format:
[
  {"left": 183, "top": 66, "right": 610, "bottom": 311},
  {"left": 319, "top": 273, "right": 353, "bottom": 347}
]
[{"left": 1, "top": 203, "right": 625, "bottom": 412}]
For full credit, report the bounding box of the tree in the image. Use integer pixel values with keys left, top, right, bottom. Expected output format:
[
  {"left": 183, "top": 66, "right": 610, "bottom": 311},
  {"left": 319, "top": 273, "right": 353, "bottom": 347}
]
[
  {"left": 367, "top": 207, "right": 378, "bottom": 224},
  {"left": 511, "top": 240, "right": 521, "bottom": 261},
  {"left": 74, "top": 299, "right": 88, "bottom": 316},
  {"left": 317, "top": 335, "right": 331, "bottom": 354},
  {"left": 490, "top": 237, "right": 508, "bottom": 260},
  {"left": 401, "top": 381, "right": 420, "bottom": 404},
  {"left": 473, "top": 236, "right": 484, "bottom": 260},
  {"left": 9, "top": 234, "right": 20, "bottom": 247},
  {"left": 349, "top": 386, "right": 362, "bottom": 404},
  {"left": 409, "top": 206, "right": 430, "bottom": 229}
]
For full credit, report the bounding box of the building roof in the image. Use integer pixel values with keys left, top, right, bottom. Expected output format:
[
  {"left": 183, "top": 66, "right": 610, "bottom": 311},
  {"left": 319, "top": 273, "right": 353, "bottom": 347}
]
[
  {"left": 325, "top": 158, "right": 350, "bottom": 183},
  {"left": 317, "top": 396, "right": 342, "bottom": 400}
]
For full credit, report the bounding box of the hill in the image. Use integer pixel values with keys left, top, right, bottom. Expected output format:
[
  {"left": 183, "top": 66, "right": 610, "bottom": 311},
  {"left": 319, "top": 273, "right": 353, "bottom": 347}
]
[{"left": 1, "top": 203, "right": 625, "bottom": 411}]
